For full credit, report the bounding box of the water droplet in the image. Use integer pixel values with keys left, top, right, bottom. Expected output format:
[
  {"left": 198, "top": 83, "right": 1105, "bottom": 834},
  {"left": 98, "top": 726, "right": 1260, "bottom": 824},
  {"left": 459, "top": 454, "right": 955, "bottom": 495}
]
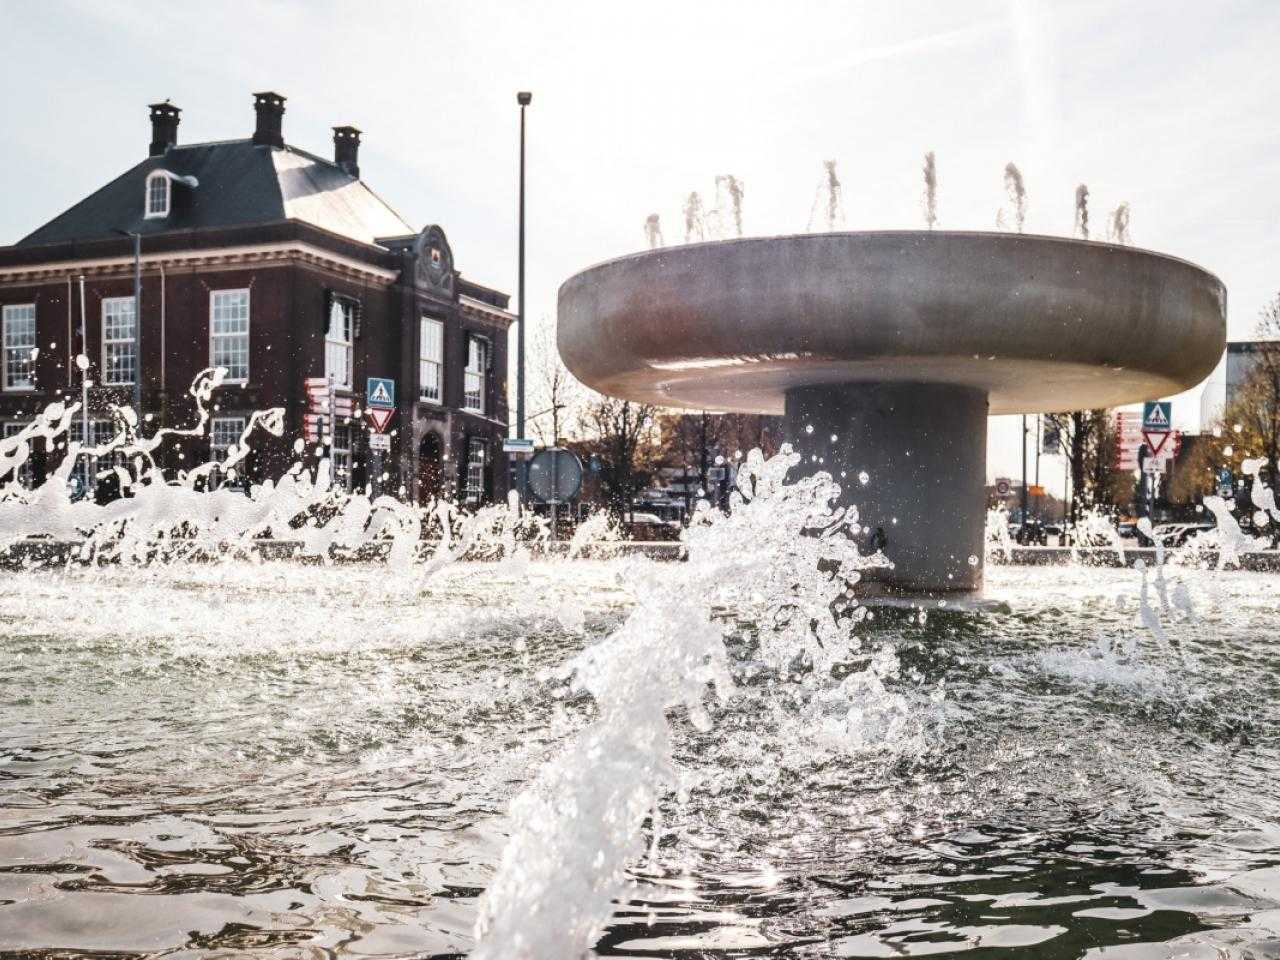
[
  {"left": 858, "top": 471, "right": 869, "bottom": 485},
  {"left": 967, "top": 555, "right": 978, "bottom": 566},
  {"left": 804, "top": 424, "right": 814, "bottom": 435}
]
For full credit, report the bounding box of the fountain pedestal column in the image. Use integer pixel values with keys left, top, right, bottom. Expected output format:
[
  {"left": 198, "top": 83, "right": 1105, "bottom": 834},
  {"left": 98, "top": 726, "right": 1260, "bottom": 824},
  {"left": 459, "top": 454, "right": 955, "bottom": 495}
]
[{"left": 785, "top": 382, "right": 989, "bottom": 595}]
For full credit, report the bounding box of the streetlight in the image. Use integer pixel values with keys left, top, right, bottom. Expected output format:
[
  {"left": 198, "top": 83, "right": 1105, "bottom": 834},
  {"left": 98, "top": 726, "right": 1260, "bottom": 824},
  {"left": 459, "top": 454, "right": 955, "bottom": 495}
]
[
  {"left": 516, "top": 90, "right": 532, "bottom": 503},
  {"left": 113, "top": 174, "right": 197, "bottom": 424}
]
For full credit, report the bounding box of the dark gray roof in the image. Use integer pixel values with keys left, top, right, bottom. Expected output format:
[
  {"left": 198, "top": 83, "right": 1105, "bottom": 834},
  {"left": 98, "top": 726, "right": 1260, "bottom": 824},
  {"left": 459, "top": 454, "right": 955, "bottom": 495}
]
[{"left": 18, "top": 139, "right": 413, "bottom": 248}]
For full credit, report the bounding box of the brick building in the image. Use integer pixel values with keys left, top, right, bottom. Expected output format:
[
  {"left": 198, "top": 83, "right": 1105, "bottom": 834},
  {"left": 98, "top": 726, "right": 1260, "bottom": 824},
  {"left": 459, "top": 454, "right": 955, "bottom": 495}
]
[{"left": 0, "top": 92, "right": 514, "bottom": 504}]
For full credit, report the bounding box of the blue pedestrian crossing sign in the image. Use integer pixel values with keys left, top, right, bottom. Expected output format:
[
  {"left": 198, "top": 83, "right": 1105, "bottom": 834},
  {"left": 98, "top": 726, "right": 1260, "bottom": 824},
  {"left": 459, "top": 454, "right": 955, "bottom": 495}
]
[
  {"left": 366, "top": 377, "right": 395, "bottom": 410},
  {"left": 1142, "top": 401, "right": 1171, "bottom": 431}
]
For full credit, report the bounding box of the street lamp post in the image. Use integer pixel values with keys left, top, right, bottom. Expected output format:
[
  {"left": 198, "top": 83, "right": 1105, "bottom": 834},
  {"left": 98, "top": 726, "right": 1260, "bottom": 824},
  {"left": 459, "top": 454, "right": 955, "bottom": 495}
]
[
  {"left": 516, "top": 91, "right": 531, "bottom": 503},
  {"left": 113, "top": 229, "right": 143, "bottom": 418}
]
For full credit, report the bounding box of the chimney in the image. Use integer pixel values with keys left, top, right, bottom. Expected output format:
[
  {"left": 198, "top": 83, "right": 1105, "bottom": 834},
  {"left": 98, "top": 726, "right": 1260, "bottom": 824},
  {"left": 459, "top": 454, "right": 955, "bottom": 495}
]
[
  {"left": 332, "top": 126, "right": 361, "bottom": 178},
  {"left": 252, "top": 91, "right": 286, "bottom": 148},
  {"left": 149, "top": 101, "right": 180, "bottom": 156}
]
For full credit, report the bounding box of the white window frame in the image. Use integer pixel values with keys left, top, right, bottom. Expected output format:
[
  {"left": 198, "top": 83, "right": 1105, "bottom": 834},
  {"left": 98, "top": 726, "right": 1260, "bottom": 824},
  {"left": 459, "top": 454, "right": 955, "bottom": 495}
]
[
  {"left": 209, "top": 415, "right": 247, "bottom": 488},
  {"left": 464, "top": 437, "right": 487, "bottom": 505},
  {"left": 332, "top": 421, "right": 353, "bottom": 492},
  {"left": 2, "top": 422, "right": 35, "bottom": 488},
  {"left": 209, "top": 289, "right": 250, "bottom": 384},
  {"left": 145, "top": 171, "right": 170, "bottom": 219},
  {"left": 464, "top": 335, "right": 489, "bottom": 415},
  {"left": 326, "top": 298, "right": 354, "bottom": 391},
  {"left": 70, "top": 419, "right": 117, "bottom": 500},
  {"left": 2, "top": 304, "right": 37, "bottom": 392},
  {"left": 101, "top": 297, "right": 137, "bottom": 387},
  {"left": 419, "top": 315, "right": 444, "bottom": 403},
  {"left": 210, "top": 416, "right": 247, "bottom": 459}
]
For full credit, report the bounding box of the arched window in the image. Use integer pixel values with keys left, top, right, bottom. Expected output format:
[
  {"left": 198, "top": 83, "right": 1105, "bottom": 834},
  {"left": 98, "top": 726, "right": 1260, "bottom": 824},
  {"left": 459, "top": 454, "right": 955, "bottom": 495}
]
[{"left": 144, "top": 171, "right": 170, "bottom": 219}]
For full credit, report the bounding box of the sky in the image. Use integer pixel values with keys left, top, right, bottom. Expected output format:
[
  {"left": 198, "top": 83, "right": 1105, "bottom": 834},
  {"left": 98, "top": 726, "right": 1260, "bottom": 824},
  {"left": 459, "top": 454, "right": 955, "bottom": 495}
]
[{"left": 3, "top": 0, "right": 1278, "bottom": 494}]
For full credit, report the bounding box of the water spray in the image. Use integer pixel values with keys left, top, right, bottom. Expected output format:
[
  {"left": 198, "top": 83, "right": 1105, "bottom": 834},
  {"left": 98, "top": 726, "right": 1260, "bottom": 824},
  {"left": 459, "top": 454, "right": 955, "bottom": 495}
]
[
  {"left": 1074, "top": 184, "right": 1090, "bottom": 239},
  {"left": 715, "top": 174, "right": 745, "bottom": 237},
  {"left": 922, "top": 151, "right": 938, "bottom": 229},
  {"left": 1108, "top": 202, "right": 1131, "bottom": 244},
  {"left": 807, "top": 160, "right": 845, "bottom": 232},
  {"left": 1003, "top": 162, "right": 1027, "bottom": 233},
  {"left": 643, "top": 214, "right": 664, "bottom": 249},
  {"left": 683, "top": 192, "right": 705, "bottom": 243}
]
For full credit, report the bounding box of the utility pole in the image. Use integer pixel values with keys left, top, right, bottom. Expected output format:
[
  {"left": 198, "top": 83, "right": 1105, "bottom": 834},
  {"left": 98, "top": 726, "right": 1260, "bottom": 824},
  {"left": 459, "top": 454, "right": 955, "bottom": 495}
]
[{"left": 516, "top": 91, "right": 532, "bottom": 505}]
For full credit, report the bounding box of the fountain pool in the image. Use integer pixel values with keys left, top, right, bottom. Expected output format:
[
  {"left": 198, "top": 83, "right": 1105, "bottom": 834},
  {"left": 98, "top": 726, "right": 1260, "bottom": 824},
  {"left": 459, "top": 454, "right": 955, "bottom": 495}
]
[{"left": 3, "top": 556, "right": 1278, "bottom": 958}]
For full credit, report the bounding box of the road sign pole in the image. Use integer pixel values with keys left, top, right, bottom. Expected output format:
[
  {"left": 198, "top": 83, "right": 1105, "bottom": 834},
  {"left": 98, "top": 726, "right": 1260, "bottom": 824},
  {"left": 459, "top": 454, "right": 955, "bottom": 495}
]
[
  {"left": 550, "top": 450, "right": 559, "bottom": 542},
  {"left": 327, "top": 373, "right": 336, "bottom": 487}
]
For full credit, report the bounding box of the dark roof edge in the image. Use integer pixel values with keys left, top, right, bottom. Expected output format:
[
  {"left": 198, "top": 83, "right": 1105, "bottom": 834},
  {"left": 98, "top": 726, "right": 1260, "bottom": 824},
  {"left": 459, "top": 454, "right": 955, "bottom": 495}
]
[
  {"left": 16, "top": 159, "right": 151, "bottom": 246},
  {"left": 0, "top": 220, "right": 400, "bottom": 271}
]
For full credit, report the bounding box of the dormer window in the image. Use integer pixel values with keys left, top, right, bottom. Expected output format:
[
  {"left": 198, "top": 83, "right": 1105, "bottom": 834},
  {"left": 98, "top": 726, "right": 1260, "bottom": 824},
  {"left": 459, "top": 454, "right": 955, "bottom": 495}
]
[{"left": 145, "top": 171, "right": 170, "bottom": 218}]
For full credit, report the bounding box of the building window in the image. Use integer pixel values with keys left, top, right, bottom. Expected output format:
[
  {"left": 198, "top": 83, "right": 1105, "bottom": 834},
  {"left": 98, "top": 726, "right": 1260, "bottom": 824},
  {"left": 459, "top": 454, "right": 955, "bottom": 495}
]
[
  {"left": 70, "top": 420, "right": 117, "bottom": 501},
  {"left": 326, "top": 298, "right": 354, "bottom": 390},
  {"left": 464, "top": 335, "right": 489, "bottom": 414},
  {"left": 2, "top": 422, "right": 35, "bottom": 488},
  {"left": 464, "top": 437, "right": 487, "bottom": 505},
  {"left": 102, "top": 297, "right": 137, "bottom": 386},
  {"left": 210, "top": 289, "right": 250, "bottom": 383},
  {"left": 145, "top": 171, "right": 170, "bottom": 218},
  {"left": 331, "top": 421, "right": 352, "bottom": 491},
  {"left": 2, "top": 304, "right": 36, "bottom": 391},
  {"left": 420, "top": 316, "right": 444, "bottom": 402},
  {"left": 209, "top": 415, "right": 247, "bottom": 488}
]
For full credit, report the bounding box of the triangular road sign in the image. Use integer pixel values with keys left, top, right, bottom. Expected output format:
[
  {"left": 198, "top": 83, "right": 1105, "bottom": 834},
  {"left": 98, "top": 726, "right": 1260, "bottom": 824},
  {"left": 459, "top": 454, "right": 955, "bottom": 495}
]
[
  {"left": 368, "top": 408, "right": 394, "bottom": 433},
  {"left": 1142, "top": 430, "right": 1171, "bottom": 457},
  {"left": 370, "top": 381, "right": 392, "bottom": 405}
]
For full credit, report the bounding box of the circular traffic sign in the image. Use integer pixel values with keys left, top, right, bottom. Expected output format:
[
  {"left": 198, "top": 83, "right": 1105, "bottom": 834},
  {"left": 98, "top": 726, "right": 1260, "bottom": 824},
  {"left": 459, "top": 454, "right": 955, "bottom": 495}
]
[{"left": 527, "top": 448, "right": 584, "bottom": 504}]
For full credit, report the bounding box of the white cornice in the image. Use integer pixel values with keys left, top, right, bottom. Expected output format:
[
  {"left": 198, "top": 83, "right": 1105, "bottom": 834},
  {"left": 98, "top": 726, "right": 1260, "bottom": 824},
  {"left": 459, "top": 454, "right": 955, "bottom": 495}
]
[
  {"left": 0, "top": 241, "right": 399, "bottom": 285},
  {"left": 459, "top": 294, "right": 516, "bottom": 327}
]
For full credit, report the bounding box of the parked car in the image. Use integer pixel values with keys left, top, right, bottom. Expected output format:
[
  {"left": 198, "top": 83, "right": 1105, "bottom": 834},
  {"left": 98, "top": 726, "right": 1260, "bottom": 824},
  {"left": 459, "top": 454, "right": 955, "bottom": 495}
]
[
  {"left": 624, "top": 511, "right": 683, "bottom": 542},
  {"left": 1014, "top": 518, "right": 1050, "bottom": 546},
  {"left": 1149, "top": 522, "right": 1215, "bottom": 547}
]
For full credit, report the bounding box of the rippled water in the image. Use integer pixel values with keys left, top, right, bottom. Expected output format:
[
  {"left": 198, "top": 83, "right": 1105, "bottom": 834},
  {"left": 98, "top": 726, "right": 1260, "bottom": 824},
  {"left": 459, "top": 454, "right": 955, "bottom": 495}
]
[{"left": 2, "top": 560, "right": 1279, "bottom": 957}]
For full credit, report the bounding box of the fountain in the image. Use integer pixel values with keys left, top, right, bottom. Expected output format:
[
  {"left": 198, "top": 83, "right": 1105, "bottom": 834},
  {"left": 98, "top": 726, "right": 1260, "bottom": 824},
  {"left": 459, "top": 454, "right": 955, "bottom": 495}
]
[{"left": 557, "top": 231, "right": 1226, "bottom": 593}]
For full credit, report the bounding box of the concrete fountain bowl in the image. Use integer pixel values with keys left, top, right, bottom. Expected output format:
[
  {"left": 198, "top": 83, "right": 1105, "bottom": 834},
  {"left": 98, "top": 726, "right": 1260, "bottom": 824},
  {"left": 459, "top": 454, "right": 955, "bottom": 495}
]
[{"left": 558, "top": 231, "right": 1226, "bottom": 594}]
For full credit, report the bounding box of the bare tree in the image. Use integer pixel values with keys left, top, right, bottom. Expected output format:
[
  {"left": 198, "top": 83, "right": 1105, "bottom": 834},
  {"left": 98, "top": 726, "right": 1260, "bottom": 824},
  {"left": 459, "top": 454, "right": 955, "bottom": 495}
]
[
  {"left": 576, "top": 396, "right": 657, "bottom": 520},
  {"left": 1045, "top": 409, "right": 1130, "bottom": 521},
  {"left": 526, "top": 315, "right": 582, "bottom": 447}
]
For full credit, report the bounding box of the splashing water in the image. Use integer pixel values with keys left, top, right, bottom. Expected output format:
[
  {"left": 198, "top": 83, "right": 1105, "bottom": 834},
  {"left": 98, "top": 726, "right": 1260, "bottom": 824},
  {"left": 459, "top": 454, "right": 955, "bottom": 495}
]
[
  {"left": 683, "top": 192, "right": 706, "bottom": 243},
  {"left": 1003, "top": 162, "right": 1027, "bottom": 233},
  {"left": 0, "top": 369, "right": 427, "bottom": 569},
  {"left": 1108, "top": 202, "right": 1131, "bottom": 243},
  {"left": 922, "top": 151, "right": 938, "bottom": 229},
  {"left": 472, "top": 447, "right": 898, "bottom": 956},
  {"left": 1074, "top": 183, "right": 1090, "bottom": 239},
  {"left": 807, "top": 159, "right": 846, "bottom": 232},
  {"left": 643, "top": 213, "right": 664, "bottom": 249},
  {"left": 4, "top": 374, "right": 1280, "bottom": 957},
  {"left": 985, "top": 503, "right": 1013, "bottom": 563},
  {"left": 567, "top": 509, "right": 622, "bottom": 559},
  {"left": 716, "top": 174, "right": 745, "bottom": 238}
]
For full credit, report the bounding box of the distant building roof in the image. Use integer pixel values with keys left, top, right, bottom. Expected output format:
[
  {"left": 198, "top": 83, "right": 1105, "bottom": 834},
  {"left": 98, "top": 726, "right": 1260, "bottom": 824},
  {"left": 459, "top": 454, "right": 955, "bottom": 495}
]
[{"left": 17, "top": 139, "right": 414, "bottom": 249}]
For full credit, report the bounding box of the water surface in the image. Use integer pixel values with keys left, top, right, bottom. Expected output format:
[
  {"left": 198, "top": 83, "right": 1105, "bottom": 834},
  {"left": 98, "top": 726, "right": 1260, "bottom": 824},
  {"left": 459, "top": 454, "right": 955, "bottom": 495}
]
[{"left": 1, "top": 561, "right": 1278, "bottom": 957}]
